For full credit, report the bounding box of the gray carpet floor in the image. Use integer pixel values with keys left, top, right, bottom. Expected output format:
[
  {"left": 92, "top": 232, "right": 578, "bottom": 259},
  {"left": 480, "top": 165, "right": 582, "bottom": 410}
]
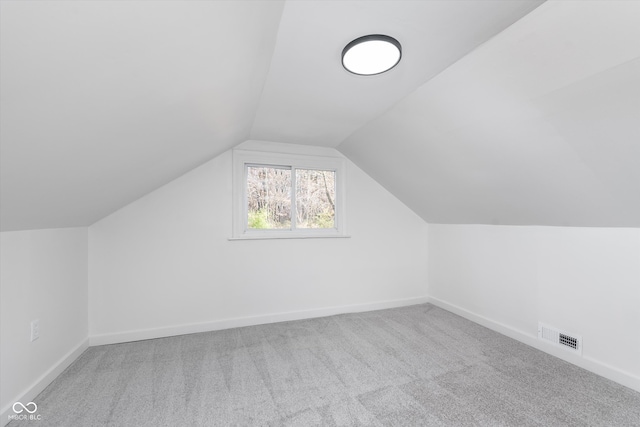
[{"left": 10, "top": 304, "right": 640, "bottom": 426}]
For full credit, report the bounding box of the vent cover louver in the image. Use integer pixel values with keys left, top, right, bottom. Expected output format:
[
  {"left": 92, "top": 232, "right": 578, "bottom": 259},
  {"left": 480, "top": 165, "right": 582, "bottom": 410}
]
[{"left": 538, "top": 323, "right": 582, "bottom": 355}]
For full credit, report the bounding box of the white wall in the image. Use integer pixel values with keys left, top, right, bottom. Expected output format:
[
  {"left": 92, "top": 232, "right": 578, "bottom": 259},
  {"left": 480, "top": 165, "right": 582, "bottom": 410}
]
[
  {"left": 89, "top": 142, "right": 429, "bottom": 344},
  {"left": 428, "top": 224, "right": 640, "bottom": 391},
  {"left": 0, "top": 228, "right": 89, "bottom": 422}
]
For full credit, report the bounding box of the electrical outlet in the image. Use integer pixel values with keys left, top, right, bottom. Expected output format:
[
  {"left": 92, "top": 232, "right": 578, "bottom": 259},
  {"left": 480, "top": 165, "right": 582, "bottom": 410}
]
[{"left": 30, "top": 319, "right": 40, "bottom": 342}]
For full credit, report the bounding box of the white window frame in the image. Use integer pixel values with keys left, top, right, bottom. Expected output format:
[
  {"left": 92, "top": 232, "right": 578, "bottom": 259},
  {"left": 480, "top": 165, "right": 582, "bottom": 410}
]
[{"left": 231, "top": 149, "right": 347, "bottom": 240}]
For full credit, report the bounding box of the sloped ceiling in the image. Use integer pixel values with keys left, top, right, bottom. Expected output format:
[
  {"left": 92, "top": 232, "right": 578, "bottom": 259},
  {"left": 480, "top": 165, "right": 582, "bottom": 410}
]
[
  {"left": 339, "top": 1, "right": 640, "bottom": 227},
  {"left": 1, "top": 0, "right": 285, "bottom": 230},
  {"left": 1, "top": 0, "right": 638, "bottom": 231},
  {"left": 250, "top": 0, "right": 543, "bottom": 147}
]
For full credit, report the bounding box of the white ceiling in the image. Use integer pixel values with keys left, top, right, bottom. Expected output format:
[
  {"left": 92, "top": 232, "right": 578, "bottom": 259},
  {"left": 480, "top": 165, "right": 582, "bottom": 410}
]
[
  {"left": 1, "top": 0, "right": 284, "bottom": 230},
  {"left": 250, "top": 0, "right": 543, "bottom": 147},
  {"left": 2, "top": 0, "right": 638, "bottom": 231},
  {"left": 339, "top": 0, "right": 640, "bottom": 227}
]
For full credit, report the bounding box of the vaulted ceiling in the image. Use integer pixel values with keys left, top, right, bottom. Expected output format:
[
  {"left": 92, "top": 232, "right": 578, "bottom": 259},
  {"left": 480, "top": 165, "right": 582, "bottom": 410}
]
[{"left": 2, "top": 0, "right": 638, "bottom": 231}]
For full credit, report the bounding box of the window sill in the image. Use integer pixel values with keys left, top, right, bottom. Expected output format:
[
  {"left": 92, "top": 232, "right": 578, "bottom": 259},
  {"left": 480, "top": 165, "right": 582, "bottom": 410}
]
[{"left": 228, "top": 234, "right": 351, "bottom": 241}]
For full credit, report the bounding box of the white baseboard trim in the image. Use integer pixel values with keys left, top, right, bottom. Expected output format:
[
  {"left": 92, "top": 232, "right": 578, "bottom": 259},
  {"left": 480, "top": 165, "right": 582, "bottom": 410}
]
[
  {"left": 1, "top": 338, "right": 89, "bottom": 427},
  {"left": 89, "top": 296, "right": 429, "bottom": 346},
  {"left": 427, "top": 296, "right": 640, "bottom": 393}
]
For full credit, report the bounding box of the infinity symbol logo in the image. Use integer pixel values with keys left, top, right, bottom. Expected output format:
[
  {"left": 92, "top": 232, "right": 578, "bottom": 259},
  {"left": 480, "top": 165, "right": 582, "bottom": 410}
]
[{"left": 13, "top": 402, "right": 38, "bottom": 414}]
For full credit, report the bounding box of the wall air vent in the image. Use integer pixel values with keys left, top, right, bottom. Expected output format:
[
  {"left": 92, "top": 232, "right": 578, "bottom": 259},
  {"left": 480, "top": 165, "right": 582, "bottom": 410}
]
[{"left": 538, "top": 322, "right": 582, "bottom": 355}]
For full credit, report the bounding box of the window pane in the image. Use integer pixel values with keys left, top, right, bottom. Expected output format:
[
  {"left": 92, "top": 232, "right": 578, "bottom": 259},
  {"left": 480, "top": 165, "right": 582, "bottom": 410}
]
[
  {"left": 296, "top": 169, "right": 335, "bottom": 229},
  {"left": 247, "top": 166, "right": 291, "bottom": 229}
]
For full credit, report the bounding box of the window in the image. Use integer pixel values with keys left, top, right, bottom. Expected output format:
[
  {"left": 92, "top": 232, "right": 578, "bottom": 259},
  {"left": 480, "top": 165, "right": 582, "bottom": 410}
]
[{"left": 232, "top": 149, "right": 347, "bottom": 239}]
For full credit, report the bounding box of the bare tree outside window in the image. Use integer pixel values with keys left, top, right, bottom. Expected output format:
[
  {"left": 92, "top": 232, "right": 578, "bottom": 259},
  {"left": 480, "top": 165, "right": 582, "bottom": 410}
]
[
  {"left": 247, "top": 166, "right": 291, "bottom": 229},
  {"left": 296, "top": 169, "right": 335, "bottom": 228},
  {"left": 246, "top": 166, "right": 336, "bottom": 230}
]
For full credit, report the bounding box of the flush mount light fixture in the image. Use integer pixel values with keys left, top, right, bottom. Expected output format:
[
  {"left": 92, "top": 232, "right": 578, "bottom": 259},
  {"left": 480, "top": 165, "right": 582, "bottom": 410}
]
[{"left": 342, "top": 34, "right": 401, "bottom": 76}]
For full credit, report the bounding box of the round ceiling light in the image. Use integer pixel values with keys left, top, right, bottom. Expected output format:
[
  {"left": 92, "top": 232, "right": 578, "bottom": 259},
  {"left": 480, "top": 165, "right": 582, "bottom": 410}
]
[{"left": 342, "top": 34, "right": 402, "bottom": 76}]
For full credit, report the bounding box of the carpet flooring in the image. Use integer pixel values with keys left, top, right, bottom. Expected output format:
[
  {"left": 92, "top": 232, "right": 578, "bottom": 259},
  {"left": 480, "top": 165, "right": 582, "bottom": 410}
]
[{"left": 10, "top": 304, "right": 640, "bottom": 426}]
